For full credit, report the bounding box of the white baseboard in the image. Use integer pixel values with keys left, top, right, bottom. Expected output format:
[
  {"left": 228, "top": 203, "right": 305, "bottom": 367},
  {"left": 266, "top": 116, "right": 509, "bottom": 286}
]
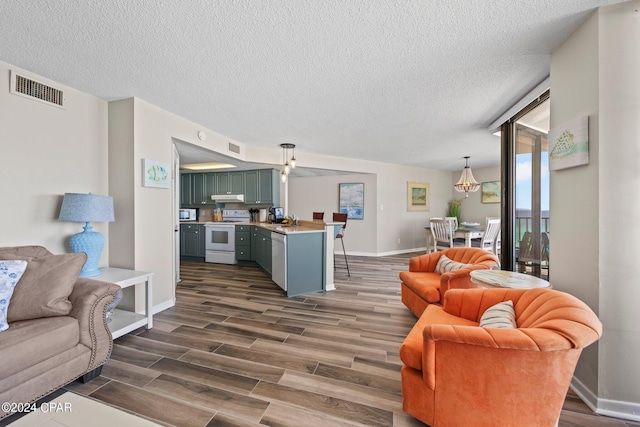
[
  {"left": 571, "top": 376, "right": 640, "bottom": 422},
  {"left": 334, "top": 247, "right": 426, "bottom": 257},
  {"left": 152, "top": 298, "right": 175, "bottom": 315}
]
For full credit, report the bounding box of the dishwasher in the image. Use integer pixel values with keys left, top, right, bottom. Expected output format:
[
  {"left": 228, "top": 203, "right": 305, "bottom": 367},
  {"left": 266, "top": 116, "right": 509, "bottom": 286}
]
[{"left": 271, "top": 232, "right": 287, "bottom": 291}]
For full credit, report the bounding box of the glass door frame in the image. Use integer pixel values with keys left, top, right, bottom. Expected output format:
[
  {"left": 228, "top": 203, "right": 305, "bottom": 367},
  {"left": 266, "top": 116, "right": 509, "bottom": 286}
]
[{"left": 499, "top": 90, "right": 550, "bottom": 273}]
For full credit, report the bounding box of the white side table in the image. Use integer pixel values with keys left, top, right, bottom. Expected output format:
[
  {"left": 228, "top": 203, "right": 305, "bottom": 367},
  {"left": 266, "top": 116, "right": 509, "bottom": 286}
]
[
  {"left": 99, "top": 267, "right": 153, "bottom": 339},
  {"left": 470, "top": 270, "right": 551, "bottom": 289}
]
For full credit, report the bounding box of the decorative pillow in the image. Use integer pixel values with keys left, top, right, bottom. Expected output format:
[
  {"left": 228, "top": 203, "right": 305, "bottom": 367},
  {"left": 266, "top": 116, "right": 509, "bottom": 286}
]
[
  {"left": 0, "top": 245, "right": 53, "bottom": 258},
  {"left": 0, "top": 252, "right": 86, "bottom": 322},
  {"left": 434, "top": 254, "right": 472, "bottom": 273},
  {"left": 479, "top": 300, "right": 517, "bottom": 329},
  {"left": 0, "top": 260, "right": 28, "bottom": 331}
]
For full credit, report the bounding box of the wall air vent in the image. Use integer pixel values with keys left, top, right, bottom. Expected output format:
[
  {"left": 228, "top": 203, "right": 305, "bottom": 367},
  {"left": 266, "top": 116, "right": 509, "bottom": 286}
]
[
  {"left": 10, "top": 70, "right": 66, "bottom": 109},
  {"left": 228, "top": 142, "right": 240, "bottom": 154}
]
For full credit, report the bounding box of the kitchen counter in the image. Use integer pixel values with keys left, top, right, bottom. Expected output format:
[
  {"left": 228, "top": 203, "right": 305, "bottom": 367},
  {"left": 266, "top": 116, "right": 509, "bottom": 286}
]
[
  {"left": 246, "top": 220, "right": 327, "bottom": 235},
  {"left": 232, "top": 219, "right": 346, "bottom": 297}
]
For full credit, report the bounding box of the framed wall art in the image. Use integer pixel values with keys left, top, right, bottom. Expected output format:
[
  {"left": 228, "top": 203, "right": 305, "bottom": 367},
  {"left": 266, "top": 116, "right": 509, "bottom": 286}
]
[
  {"left": 142, "top": 159, "right": 171, "bottom": 188},
  {"left": 339, "top": 183, "right": 364, "bottom": 219},
  {"left": 481, "top": 181, "right": 501, "bottom": 204},
  {"left": 548, "top": 115, "right": 589, "bottom": 170},
  {"left": 407, "top": 182, "right": 429, "bottom": 211}
]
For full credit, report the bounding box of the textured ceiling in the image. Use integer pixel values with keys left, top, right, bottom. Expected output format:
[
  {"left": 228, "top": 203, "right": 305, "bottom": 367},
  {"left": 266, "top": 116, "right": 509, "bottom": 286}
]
[{"left": 0, "top": 0, "right": 623, "bottom": 171}]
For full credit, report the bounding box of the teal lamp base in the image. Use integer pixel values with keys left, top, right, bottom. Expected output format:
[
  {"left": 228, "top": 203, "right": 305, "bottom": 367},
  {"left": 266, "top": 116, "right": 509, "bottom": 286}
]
[{"left": 69, "top": 222, "right": 105, "bottom": 277}]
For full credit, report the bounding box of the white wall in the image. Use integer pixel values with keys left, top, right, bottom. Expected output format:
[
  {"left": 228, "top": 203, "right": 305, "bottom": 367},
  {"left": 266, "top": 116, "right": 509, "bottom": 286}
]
[
  {"left": 551, "top": 2, "right": 640, "bottom": 419},
  {"left": 0, "top": 61, "right": 109, "bottom": 261},
  {"left": 597, "top": 1, "right": 640, "bottom": 414},
  {"left": 551, "top": 8, "right": 601, "bottom": 398},
  {"left": 287, "top": 160, "right": 453, "bottom": 256},
  {"left": 289, "top": 173, "right": 377, "bottom": 254},
  {"left": 108, "top": 97, "right": 252, "bottom": 309}
]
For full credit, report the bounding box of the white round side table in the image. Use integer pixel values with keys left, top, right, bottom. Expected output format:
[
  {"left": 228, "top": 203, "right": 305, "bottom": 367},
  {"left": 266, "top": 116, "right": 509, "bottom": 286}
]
[{"left": 470, "top": 270, "right": 551, "bottom": 289}]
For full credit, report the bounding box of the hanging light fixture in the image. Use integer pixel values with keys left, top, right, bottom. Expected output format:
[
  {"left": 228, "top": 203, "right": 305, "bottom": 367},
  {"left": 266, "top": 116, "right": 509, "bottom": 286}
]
[
  {"left": 290, "top": 146, "right": 296, "bottom": 169},
  {"left": 454, "top": 156, "right": 480, "bottom": 197},
  {"left": 279, "top": 143, "right": 296, "bottom": 180}
]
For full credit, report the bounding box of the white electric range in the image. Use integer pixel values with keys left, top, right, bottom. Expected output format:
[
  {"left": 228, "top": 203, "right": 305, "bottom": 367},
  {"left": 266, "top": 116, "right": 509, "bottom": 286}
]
[{"left": 204, "top": 209, "right": 250, "bottom": 264}]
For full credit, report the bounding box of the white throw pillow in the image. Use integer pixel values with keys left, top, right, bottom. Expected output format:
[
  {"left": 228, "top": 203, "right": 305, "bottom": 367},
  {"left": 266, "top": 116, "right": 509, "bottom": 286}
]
[
  {"left": 0, "top": 260, "right": 28, "bottom": 332},
  {"left": 435, "top": 254, "right": 472, "bottom": 273},
  {"left": 479, "top": 300, "right": 517, "bottom": 329}
]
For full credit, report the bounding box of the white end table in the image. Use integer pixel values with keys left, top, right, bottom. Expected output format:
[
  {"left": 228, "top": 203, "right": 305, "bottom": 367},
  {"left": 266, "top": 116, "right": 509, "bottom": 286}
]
[
  {"left": 98, "top": 267, "right": 153, "bottom": 339},
  {"left": 470, "top": 270, "right": 551, "bottom": 289}
]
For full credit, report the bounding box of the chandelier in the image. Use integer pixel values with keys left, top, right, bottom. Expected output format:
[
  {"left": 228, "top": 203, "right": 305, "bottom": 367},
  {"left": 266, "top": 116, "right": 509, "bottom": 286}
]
[
  {"left": 454, "top": 156, "right": 480, "bottom": 197},
  {"left": 280, "top": 143, "right": 296, "bottom": 182}
]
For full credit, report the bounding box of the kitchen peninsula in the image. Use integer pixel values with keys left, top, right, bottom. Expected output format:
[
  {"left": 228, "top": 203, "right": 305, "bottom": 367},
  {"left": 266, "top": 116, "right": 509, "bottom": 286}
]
[{"left": 236, "top": 219, "right": 344, "bottom": 297}]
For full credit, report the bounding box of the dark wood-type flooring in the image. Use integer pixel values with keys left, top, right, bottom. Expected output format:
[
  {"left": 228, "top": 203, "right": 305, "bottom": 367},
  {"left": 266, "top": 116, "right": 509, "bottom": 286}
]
[{"left": 58, "top": 253, "right": 637, "bottom": 426}]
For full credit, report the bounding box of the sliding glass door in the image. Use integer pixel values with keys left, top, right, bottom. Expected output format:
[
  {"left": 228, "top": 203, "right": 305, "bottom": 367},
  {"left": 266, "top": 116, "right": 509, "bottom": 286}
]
[{"left": 501, "top": 92, "right": 550, "bottom": 279}]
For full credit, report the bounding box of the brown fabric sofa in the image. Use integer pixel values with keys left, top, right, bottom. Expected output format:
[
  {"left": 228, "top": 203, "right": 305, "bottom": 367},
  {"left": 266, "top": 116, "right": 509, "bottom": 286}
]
[
  {"left": 399, "top": 247, "right": 500, "bottom": 316},
  {"left": 400, "top": 287, "right": 602, "bottom": 427},
  {"left": 0, "top": 246, "right": 120, "bottom": 420}
]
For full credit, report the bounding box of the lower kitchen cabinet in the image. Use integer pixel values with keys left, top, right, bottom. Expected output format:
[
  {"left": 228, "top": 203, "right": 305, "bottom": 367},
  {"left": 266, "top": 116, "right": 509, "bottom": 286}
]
[
  {"left": 235, "top": 225, "right": 252, "bottom": 261},
  {"left": 252, "top": 226, "right": 272, "bottom": 275},
  {"left": 180, "top": 224, "right": 205, "bottom": 259},
  {"left": 284, "top": 233, "right": 325, "bottom": 296},
  {"left": 243, "top": 225, "right": 324, "bottom": 297}
]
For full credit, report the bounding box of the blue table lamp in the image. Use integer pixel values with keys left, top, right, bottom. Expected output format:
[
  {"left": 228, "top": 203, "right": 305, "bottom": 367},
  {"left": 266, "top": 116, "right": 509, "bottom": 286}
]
[{"left": 58, "top": 193, "right": 115, "bottom": 277}]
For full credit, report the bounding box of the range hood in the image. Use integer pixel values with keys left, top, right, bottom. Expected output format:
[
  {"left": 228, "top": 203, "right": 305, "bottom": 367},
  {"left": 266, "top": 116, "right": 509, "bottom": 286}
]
[{"left": 210, "top": 194, "right": 245, "bottom": 202}]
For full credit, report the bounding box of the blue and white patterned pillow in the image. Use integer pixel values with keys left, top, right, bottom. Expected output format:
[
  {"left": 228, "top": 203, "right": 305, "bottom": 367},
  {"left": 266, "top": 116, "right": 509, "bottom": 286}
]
[
  {"left": 0, "top": 260, "right": 28, "bottom": 332},
  {"left": 479, "top": 300, "right": 517, "bottom": 329},
  {"left": 434, "top": 254, "right": 472, "bottom": 274}
]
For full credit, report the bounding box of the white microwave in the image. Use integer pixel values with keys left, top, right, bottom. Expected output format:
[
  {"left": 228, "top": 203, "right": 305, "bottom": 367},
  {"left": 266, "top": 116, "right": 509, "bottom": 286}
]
[{"left": 179, "top": 208, "right": 197, "bottom": 221}]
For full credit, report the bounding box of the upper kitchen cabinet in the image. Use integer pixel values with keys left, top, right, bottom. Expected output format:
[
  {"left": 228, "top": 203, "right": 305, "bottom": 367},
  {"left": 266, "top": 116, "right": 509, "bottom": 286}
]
[
  {"left": 180, "top": 173, "right": 193, "bottom": 206},
  {"left": 244, "top": 169, "right": 280, "bottom": 205},
  {"left": 190, "top": 173, "right": 217, "bottom": 206},
  {"left": 215, "top": 171, "right": 244, "bottom": 195}
]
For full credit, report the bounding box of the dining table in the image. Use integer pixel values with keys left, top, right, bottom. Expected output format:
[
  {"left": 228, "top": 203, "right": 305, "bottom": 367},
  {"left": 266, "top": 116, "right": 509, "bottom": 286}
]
[{"left": 424, "top": 224, "right": 485, "bottom": 252}]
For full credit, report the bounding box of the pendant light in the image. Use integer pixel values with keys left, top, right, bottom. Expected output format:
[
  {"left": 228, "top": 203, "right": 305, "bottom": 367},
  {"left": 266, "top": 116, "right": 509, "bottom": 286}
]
[
  {"left": 454, "top": 156, "right": 480, "bottom": 197},
  {"left": 280, "top": 143, "right": 296, "bottom": 181}
]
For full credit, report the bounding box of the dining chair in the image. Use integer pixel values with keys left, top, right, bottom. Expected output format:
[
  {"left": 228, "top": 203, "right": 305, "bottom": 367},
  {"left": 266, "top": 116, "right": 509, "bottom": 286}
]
[
  {"left": 445, "top": 216, "right": 459, "bottom": 230},
  {"left": 430, "top": 217, "right": 458, "bottom": 230},
  {"left": 472, "top": 217, "right": 501, "bottom": 253},
  {"left": 313, "top": 212, "right": 324, "bottom": 220},
  {"left": 429, "top": 219, "right": 464, "bottom": 252},
  {"left": 332, "top": 212, "right": 350, "bottom": 277}
]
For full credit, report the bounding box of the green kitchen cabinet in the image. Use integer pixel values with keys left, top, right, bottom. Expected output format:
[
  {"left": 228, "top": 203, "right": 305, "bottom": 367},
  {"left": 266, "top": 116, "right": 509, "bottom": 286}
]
[
  {"left": 244, "top": 169, "right": 280, "bottom": 205},
  {"left": 180, "top": 173, "right": 192, "bottom": 206},
  {"left": 216, "top": 171, "right": 244, "bottom": 195},
  {"left": 190, "top": 173, "right": 217, "bottom": 205},
  {"left": 252, "top": 226, "right": 272, "bottom": 275},
  {"left": 180, "top": 223, "right": 205, "bottom": 259},
  {"left": 235, "top": 224, "right": 252, "bottom": 261}
]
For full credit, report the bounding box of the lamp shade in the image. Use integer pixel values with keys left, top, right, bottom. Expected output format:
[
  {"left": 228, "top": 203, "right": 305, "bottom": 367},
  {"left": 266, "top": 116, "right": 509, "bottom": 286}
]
[
  {"left": 454, "top": 157, "right": 480, "bottom": 196},
  {"left": 58, "top": 193, "right": 114, "bottom": 277},
  {"left": 59, "top": 193, "right": 114, "bottom": 223}
]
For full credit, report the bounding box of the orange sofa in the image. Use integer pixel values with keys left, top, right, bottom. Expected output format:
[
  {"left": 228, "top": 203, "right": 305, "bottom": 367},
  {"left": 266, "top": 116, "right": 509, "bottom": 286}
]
[
  {"left": 400, "top": 248, "right": 499, "bottom": 316},
  {"left": 400, "top": 287, "right": 602, "bottom": 427}
]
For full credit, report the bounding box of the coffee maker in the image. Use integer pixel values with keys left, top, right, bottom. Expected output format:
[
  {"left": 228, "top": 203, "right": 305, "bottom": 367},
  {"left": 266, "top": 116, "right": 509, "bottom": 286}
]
[{"left": 268, "top": 207, "right": 284, "bottom": 223}]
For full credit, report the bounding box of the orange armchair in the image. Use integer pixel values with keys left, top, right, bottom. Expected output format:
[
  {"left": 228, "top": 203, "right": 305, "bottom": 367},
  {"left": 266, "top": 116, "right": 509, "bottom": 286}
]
[
  {"left": 399, "top": 247, "right": 499, "bottom": 316},
  {"left": 400, "top": 288, "right": 602, "bottom": 427}
]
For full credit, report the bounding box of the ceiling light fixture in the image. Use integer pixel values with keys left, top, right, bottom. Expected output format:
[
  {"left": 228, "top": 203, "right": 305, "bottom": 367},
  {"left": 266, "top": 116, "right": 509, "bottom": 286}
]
[
  {"left": 280, "top": 143, "right": 296, "bottom": 182},
  {"left": 180, "top": 162, "right": 237, "bottom": 171},
  {"left": 454, "top": 156, "right": 480, "bottom": 197}
]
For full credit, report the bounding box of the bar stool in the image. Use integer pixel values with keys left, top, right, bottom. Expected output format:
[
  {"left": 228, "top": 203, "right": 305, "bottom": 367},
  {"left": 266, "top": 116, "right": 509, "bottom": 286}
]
[
  {"left": 332, "top": 212, "right": 350, "bottom": 277},
  {"left": 313, "top": 212, "right": 324, "bottom": 220}
]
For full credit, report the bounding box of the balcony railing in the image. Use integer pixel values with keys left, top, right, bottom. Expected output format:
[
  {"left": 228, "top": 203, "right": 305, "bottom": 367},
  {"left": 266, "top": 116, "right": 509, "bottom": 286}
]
[{"left": 515, "top": 215, "right": 550, "bottom": 280}]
